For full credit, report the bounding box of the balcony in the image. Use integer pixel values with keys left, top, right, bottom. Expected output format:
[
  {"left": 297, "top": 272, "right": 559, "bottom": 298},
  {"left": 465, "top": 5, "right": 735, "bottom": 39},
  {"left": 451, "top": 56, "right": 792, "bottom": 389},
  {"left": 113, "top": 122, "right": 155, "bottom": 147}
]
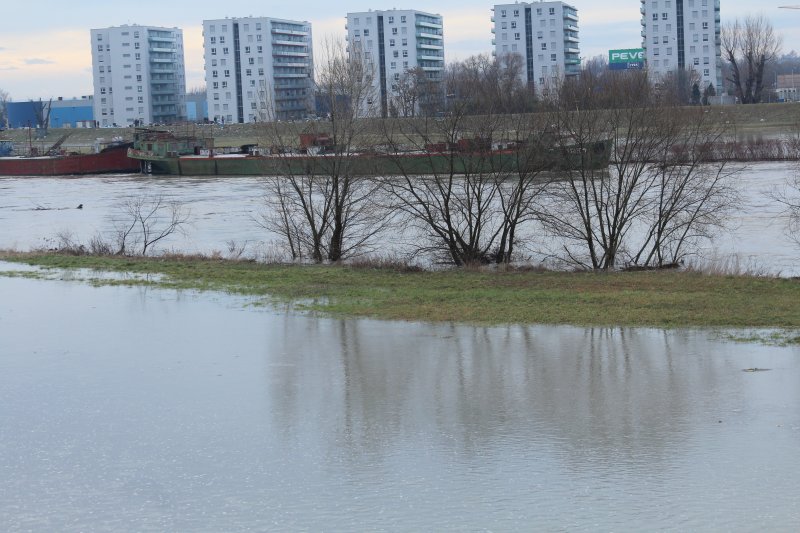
[
  {"left": 148, "top": 35, "right": 176, "bottom": 43},
  {"left": 565, "top": 35, "right": 579, "bottom": 43},
  {"left": 416, "top": 20, "right": 443, "bottom": 30},
  {"left": 564, "top": 24, "right": 578, "bottom": 32},
  {"left": 418, "top": 43, "right": 444, "bottom": 50},
  {"left": 150, "top": 46, "right": 174, "bottom": 53},
  {"left": 273, "top": 72, "right": 309, "bottom": 78},
  {"left": 273, "top": 39, "right": 307, "bottom": 46},
  {"left": 418, "top": 54, "right": 444, "bottom": 61},
  {"left": 565, "top": 46, "right": 579, "bottom": 54},
  {"left": 150, "top": 58, "right": 174, "bottom": 64},
  {"left": 564, "top": 12, "right": 578, "bottom": 22},
  {"left": 417, "top": 31, "right": 443, "bottom": 40},
  {"left": 271, "top": 28, "right": 309, "bottom": 36},
  {"left": 273, "top": 50, "right": 310, "bottom": 57}
]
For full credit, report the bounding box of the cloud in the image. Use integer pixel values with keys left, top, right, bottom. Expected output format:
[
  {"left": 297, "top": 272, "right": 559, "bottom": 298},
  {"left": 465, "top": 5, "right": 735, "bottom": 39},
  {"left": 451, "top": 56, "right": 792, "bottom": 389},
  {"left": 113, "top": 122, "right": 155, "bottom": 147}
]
[
  {"left": 24, "top": 58, "right": 55, "bottom": 65},
  {"left": 0, "top": 66, "right": 19, "bottom": 71}
]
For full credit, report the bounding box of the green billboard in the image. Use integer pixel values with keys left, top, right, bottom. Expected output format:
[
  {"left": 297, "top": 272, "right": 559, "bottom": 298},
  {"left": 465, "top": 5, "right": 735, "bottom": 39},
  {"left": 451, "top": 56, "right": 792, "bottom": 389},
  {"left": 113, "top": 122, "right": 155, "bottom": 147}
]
[{"left": 609, "top": 48, "right": 645, "bottom": 70}]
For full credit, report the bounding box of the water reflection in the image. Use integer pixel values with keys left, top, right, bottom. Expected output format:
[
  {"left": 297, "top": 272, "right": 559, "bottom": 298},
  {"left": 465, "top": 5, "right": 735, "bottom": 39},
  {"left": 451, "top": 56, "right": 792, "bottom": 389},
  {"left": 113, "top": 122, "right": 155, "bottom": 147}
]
[{"left": 1, "top": 272, "right": 799, "bottom": 530}]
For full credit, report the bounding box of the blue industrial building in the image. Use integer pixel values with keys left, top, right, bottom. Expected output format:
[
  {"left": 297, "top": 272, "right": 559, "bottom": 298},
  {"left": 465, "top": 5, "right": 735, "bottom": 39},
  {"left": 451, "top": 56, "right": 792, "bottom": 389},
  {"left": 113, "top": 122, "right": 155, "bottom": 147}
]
[{"left": 6, "top": 97, "right": 95, "bottom": 128}]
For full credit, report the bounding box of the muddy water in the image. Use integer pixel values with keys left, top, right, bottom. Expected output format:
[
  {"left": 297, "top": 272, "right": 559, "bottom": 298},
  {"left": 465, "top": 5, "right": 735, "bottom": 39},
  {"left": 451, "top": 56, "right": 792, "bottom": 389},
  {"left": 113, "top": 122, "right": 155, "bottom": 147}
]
[
  {"left": 1, "top": 268, "right": 798, "bottom": 531},
  {"left": 0, "top": 161, "right": 798, "bottom": 274}
]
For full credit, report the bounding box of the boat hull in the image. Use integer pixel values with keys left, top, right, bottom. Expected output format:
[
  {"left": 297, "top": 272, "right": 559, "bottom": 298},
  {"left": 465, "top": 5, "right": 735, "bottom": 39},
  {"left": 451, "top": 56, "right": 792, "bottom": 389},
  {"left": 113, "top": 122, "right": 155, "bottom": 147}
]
[
  {"left": 0, "top": 144, "right": 140, "bottom": 176},
  {"left": 129, "top": 144, "right": 611, "bottom": 177}
]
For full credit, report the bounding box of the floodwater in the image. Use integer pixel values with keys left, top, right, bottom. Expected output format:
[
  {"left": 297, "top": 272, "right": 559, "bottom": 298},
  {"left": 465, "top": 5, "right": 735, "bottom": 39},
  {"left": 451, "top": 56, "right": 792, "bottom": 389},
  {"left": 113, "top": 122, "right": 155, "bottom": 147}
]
[
  {"left": 0, "top": 161, "right": 799, "bottom": 275},
  {"left": 1, "top": 266, "right": 799, "bottom": 531}
]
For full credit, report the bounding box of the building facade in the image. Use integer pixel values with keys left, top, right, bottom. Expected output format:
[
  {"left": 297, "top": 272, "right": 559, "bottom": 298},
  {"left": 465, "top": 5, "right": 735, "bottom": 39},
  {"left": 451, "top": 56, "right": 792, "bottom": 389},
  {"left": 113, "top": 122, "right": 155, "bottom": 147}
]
[
  {"left": 492, "top": 2, "right": 580, "bottom": 92},
  {"left": 90, "top": 25, "right": 186, "bottom": 127},
  {"left": 346, "top": 9, "right": 445, "bottom": 117},
  {"left": 640, "top": 0, "right": 722, "bottom": 93},
  {"left": 202, "top": 17, "right": 314, "bottom": 123}
]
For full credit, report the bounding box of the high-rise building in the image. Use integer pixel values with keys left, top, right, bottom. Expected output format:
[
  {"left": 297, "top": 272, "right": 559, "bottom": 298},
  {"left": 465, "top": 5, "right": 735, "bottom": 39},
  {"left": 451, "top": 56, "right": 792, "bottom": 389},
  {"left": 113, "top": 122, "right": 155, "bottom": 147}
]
[
  {"left": 491, "top": 2, "right": 580, "bottom": 92},
  {"left": 90, "top": 25, "right": 186, "bottom": 127},
  {"left": 640, "top": 0, "right": 722, "bottom": 93},
  {"left": 202, "top": 17, "right": 314, "bottom": 123},
  {"left": 346, "top": 9, "right": 445, "bottom": 117}
]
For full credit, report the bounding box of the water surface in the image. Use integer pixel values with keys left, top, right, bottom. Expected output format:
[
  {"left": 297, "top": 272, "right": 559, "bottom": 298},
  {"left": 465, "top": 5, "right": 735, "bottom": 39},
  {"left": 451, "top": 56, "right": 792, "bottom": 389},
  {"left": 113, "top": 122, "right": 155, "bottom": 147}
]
[{"left": 1, "top": 270, "right": 798, "bottom": 531}]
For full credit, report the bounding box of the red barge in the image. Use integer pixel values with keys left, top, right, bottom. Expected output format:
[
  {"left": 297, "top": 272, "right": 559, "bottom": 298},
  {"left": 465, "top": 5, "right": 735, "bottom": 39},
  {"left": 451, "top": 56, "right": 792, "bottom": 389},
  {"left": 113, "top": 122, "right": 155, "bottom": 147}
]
[{"left": 0, "top": 140, "right": 140, "bottom": 176}]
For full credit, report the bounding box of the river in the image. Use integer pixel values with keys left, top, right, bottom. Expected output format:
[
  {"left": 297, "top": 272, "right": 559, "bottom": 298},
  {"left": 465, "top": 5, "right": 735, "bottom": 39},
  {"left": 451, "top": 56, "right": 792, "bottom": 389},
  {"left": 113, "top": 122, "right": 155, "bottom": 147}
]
[
  {"left": 0, "top": 266, "right": 798, "bottom": 531},
  {"left": 1, "top": 161, "right": 798, "bottom": 275}
]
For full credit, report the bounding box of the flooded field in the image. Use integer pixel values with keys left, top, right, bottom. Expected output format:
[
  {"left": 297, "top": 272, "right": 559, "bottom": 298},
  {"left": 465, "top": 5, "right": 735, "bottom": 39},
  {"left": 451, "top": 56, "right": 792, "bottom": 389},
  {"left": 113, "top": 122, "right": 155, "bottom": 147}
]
[
  {"left": 1, "top": 161, "right": 798, "bottom": 275},
  {"left": 1, "top": 268, "right": 799, "bottom": 530}
]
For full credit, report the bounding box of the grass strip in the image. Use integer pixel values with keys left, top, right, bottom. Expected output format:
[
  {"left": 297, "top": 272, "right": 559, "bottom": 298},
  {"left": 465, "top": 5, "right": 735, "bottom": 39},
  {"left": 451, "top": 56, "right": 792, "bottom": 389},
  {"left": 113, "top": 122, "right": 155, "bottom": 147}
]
[{"left": 2, "top": 252, "right": 800, "bottom": 329}]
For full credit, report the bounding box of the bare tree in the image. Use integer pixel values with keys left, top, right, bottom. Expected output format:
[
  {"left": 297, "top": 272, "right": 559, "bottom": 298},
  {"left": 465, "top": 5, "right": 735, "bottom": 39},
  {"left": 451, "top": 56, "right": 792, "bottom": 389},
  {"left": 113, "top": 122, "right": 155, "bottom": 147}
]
[
  {"left": 379, "top": 88, "right": 554, "bottom": 266},
  {"left": 772, "top": 172, "right": 800, "bottom": 248},
  {"left": 258, "top": 38, "right": 389, "bottom": 263},
  {"left": 389, "top": 67, "right": 439, "bottom": 118},
  {"left": 0, "top": 89, "right": 9, "bottom": 128},
  {"left": 541, "top": 72, "right": 737, "bottom": 270},
  {"left": 721, "top": 14, "right": 782, "bottom": 104},
  {"left": 113, "top": 195, "right": 190, "bottom": 255},
  {"left": 445, "top": 53, "right": 537, "bottom": 115}
]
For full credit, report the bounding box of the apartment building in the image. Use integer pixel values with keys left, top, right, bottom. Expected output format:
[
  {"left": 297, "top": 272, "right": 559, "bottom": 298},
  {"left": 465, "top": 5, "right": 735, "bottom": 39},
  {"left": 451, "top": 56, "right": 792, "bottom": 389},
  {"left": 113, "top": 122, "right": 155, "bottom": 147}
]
[
  {"left": 202, "top": 17, "right": 314, "bottom": 123},
  {"left": 491, "top": 2, "right": 580, "bottom": 92},
  {"left": 90, "top": 25, "right": 186, "bottom": 127},
  {"left": 640, "top": 0, "right": 722, "bottom": 93},
  {"left": 346, "top": 9, "right": 445, "bottom": 117}
]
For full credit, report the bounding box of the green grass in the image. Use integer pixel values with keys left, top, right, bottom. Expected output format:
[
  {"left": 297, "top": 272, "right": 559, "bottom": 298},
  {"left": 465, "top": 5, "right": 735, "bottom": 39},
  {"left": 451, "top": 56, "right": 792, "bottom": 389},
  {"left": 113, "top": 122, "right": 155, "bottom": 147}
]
[{"left": 2, "top": 252, "right": 800, "bottom": 330}]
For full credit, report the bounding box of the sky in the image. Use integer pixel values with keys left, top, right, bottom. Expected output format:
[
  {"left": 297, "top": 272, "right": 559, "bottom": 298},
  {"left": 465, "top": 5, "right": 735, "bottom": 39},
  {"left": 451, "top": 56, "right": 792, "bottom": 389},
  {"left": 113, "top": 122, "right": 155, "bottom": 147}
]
[{"left": 0, "top": 0, "right": 797, "bottom": 100}]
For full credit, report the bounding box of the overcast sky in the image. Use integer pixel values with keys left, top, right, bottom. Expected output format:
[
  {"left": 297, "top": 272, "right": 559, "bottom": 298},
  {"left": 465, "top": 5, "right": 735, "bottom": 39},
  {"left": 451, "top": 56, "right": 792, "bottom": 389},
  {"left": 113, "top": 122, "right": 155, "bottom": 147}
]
[{"left": 0, "top": 0, "right": 796, "bottom": 99}]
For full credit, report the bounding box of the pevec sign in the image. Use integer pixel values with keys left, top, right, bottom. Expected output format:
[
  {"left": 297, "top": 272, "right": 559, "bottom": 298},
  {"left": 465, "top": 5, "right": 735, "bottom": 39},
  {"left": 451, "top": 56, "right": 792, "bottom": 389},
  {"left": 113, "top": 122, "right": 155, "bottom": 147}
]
[{"left": 608, "top": 48, "right": 645, "bottom": 70}]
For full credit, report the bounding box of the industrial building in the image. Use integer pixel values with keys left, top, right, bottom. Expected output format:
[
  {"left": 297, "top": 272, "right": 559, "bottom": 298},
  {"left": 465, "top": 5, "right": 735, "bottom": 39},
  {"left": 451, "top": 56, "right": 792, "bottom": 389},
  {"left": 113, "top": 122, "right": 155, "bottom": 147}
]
[
  {"left": 6, "top": 97, "right": 95, "bottom": 129},
  {"left": 90, "top": 24, "right": 187, "bottom": 127},
  {"left": 345, "top": 9, "right": 445, "bottom": 117},
  {"left": 640, "top": 0, "right": 722, "bottom": 93},
  {"left": 202, "top": 17, "right": 314, "bottom": 123},
  {"left": 491, "top": 2, "right": 580, "bottom": 93}
]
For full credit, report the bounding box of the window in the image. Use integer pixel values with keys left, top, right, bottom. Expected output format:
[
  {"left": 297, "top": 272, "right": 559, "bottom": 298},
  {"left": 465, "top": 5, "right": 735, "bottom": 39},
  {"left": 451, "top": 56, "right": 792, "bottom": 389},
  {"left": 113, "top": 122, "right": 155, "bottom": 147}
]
[
  {"left": 402, "top": 38, "right": 407, "bottom": 46},
  {"left": 97, "top": 44, "right": 103, "bottom": 52},
  {"left": 219, "top": 36, "right": 225, "bottom": 43},
  {"left": 388, "top": 16, "right": 394, "bottom": 23},
  {"left": 248, "top": 57, "right": 254, "bottom": 64},
  {"left": 210, "top": 37, "right": 216, "bottom": 44},
  {"left": 256, "top": 23, "right": 261, "bottom": 30},
  {"left": 551, "top": 53, "right": 557, "bottom": 61},
  {"left": 511, "top": 21, "right": 517, "bottom": 29},
  {"left": 401, "top": 15, "right": 406, "bottom": 22},
  {"left": 223, "top": 48, "right": 229, "bottom": 55},
  {"left": 134, "top": 42, "right": 140, "bottom": 49},
  {"left": 662, "top": 12, "right": 668, "bottom": 20},
  {"left": 541, "top": 43, "right": 547, "bottom": 50},
  {"left": 245, "top": 46, "right": 250, "bottom": 53},
  {"left": 514, "top": 9, "right": 519, "bottom": 16},
  {"left": 246, "top": 69, "right": 252, "bottom": 76},
  {"left": 390, "top": 61, "right": 396, "bottom": 69},
  {"left": 549, "top": 7, "right": 555, "bottom": 14},
  {"left": 212, "top": 70, "right": 218, "bottom": 78},
  {"left": 402, "top": 50, "right": 408, "bottom": 57},
  {"left": 501, "top": 9, "right": 507, "bottom": 17},
  {"left": 211, "top": 48, "right": 217, "bottom": 55},
  {"left": 213, "top": 81, "right": 219, "bottom": 89},
  {"left": 393, "top": 50, "right": 399, "bottom": 58},
  {"left": 224, "top": 69, "right": 230, "bottom": 77},
  {"left": 392, "top": 27, "right": 397, "bottom": 35},
  {"left": 501, "top": 22, "right": 507, "bottom": 29},
  {"left": 389, "top": 39, "right": 395, "bottom": 46},
  {"left": 663, "top": 36, "right": 668, "bottom": 43},
  {"left": 136, "top": 75, "right": 142, "bottom": 81},
  {"left": 514, "top": 33, "right": 520, "bottom": 40},
  {"left": 702, "top": 22, "right": 708, "bottom": 29},
  {"left": 364, "top": 29, "right": 369, "bottom": 36}
]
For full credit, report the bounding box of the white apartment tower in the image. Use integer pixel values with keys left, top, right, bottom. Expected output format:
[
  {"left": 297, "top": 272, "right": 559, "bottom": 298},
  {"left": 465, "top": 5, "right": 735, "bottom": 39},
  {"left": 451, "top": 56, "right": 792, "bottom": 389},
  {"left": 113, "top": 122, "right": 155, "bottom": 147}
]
[
  {"left": 202, "top": 17, "right": 314, "bottom": 123},
  {"left": 492, "top": 2, "right": 580, "bottom": 92},
  {"left": 346, "top": 9, "right": 445, "bottom": 117},
  {"left": 640, "top": 0, "right": 722, "bottom": 93},
  {"left": 90, "top": 25, "right": 186, "bottom": 127}
]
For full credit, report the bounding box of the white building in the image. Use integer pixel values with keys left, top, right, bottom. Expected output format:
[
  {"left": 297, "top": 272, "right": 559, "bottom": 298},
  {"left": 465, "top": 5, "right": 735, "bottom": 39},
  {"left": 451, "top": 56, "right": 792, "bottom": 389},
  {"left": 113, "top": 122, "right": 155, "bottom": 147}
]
[
  {"left": 346, "top": 9, "right": 445, "bottom": 117},
  {"left": 640, "top": 0, "right": 722, "bottom": 93},
  {"left": 202, "top": 17, "right": 314, "bottom": 123},
  {"left": 491, "top": 2, "right": 580, "bottom": 92},
  {"left": 90, "top": 25, "right": 186, "bottom": 127}
]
